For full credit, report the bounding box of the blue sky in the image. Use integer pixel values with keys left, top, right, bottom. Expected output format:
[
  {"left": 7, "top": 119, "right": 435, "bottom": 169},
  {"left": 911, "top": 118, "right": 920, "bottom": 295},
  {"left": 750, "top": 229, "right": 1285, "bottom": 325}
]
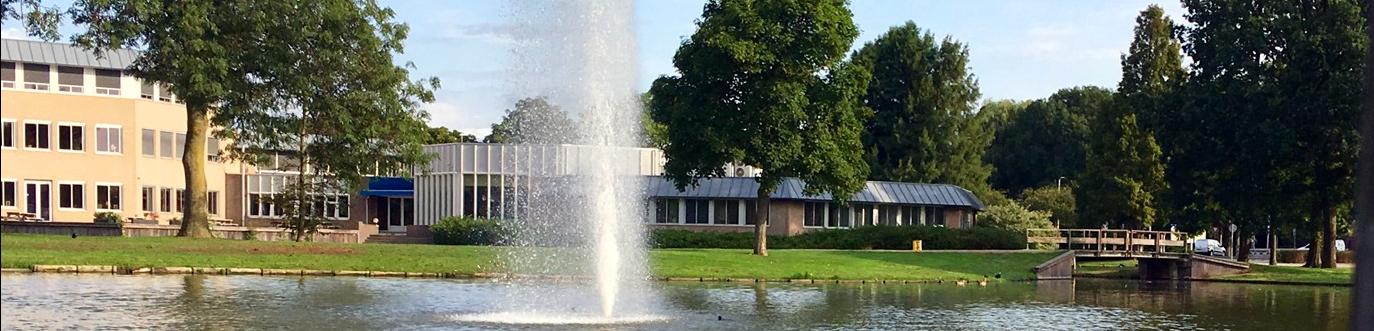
[{"left": 2, "top": 1, "right": 1187, "bottom": 138}]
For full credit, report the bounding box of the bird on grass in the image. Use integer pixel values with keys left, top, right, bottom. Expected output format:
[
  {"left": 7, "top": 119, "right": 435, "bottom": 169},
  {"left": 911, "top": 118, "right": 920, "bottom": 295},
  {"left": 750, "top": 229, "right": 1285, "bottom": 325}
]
[
  {"left": 955, "top": 279, "right": 968, "bottom": 286},
  {"left": 994, "top": 272, "right": 1002, "bottom": 279},
  {"left": 978, "top": 278, "right": 988, "bottom": 287}
]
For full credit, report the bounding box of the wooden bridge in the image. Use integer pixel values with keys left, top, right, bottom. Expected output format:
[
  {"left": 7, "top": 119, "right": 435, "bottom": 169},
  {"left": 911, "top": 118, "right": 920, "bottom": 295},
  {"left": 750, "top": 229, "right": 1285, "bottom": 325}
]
[{"left": 1026, "top": 229, "right": 1249, "bottom": 280}]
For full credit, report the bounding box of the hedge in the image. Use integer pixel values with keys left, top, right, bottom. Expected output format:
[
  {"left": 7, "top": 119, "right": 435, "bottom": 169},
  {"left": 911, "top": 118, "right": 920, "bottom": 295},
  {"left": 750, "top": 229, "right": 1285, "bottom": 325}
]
[
  {"left": 649, "top": 225, "right": 1026, "bottom": 250},
  {"left": 431, "top": 216, "right": 506, "bottom": 246}
]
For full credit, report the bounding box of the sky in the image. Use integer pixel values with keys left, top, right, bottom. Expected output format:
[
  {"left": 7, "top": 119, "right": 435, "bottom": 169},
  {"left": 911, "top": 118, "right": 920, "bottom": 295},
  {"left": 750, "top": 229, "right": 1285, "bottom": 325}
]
[{"left": 2, "top": 0, "right": 1187, "bottom": 139}]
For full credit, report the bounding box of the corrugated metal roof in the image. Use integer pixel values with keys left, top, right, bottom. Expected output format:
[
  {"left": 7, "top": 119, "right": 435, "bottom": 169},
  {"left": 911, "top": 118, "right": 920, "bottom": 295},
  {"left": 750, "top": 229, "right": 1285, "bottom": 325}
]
[
  {"left": 647, "top": 177, "right": 987, "bottom": 210},
  {"left": 1, "top": 38, "right": 140, "bottom": 70}
]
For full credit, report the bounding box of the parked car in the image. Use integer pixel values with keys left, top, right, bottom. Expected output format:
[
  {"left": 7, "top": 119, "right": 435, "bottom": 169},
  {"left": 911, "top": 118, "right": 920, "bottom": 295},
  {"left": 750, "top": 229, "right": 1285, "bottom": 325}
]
[
  {"left": 1194, "top": 239, "right": 1227, "bottom": 256},
  {"left": 1298, "top": 239, "right": 1347, "bottom": 252}
]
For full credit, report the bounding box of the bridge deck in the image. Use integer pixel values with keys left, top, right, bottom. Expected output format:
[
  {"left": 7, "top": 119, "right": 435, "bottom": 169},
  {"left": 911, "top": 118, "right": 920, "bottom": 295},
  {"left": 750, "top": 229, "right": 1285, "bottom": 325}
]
[{"left": 1026, "top": 229, "right": 1188, "bottom": 256}]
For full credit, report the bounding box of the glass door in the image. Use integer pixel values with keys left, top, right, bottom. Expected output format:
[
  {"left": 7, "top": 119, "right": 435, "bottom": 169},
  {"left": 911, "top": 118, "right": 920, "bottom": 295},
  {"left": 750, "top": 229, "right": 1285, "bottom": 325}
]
[{"left": 25, "top": 181, "right": 51, "bottom": 220}]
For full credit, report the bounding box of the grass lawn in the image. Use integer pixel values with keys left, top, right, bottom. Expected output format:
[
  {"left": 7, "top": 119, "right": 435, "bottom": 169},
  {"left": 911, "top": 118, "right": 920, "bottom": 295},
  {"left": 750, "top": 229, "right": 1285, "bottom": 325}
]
[
  {"left": 1218, "top": 263, "right": 1354, "bottom": 285},
  {"left": 0, "top": 234, "right": 1057, "bottom": 281}
]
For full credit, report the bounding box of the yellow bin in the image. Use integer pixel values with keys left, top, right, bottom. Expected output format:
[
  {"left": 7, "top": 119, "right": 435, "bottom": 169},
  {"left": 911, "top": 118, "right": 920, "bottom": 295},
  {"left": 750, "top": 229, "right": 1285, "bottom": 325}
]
[{"left": 912, "top": 240, "right": 923, "bottom": 251}]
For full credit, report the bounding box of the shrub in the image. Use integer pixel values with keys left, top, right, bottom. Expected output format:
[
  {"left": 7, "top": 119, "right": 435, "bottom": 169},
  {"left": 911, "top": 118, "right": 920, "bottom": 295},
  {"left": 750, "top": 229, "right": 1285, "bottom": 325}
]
[
  {"left": 93, "top": 212, "right": 123, "bottom": 228},
  {"left": 979, "top": 201, "right": 1054, "bottom": 233},
  {"left": 648, "top": 225, "right": 1025, "bottom": 250},
  {"left": 432, "top": 216, "right": 506, "bottom": 246}
]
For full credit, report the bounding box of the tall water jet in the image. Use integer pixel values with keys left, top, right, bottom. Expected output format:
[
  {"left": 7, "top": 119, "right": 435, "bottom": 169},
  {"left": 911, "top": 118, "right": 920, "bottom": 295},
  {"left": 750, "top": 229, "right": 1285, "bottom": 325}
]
[{"left": 478, "top": 0, "right": 653, "bottom": 322}]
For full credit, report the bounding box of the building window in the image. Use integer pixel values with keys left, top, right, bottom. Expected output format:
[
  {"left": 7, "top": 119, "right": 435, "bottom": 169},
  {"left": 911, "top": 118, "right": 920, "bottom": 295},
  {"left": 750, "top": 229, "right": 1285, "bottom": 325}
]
[
  {"left": 877, "top": 205, "right": 900, "bottom": 225},
  {"left": 141, "top": 186, "right": 155, "bottom": 212},
  {"left": 207, "top": 137, "right": 220, "bottom": 162},
  {"left": 174, "top": 133, "right": 186, "bottom": 159},
  {"left": 829, "top": 203, "right": 852, "bottom": 228},
  {"left": 1, "top": 61, "right": 15, "bottom": 88},
  {"left": 159, "top": 131, "right": 174, "bottom": 158},
  {"left": 683, "top": 199, "right": 710, "bottom": 224},
  {"left": 851, "top": 204, "right": 874, "bottom": 227},
  {"left": 1, "top": 119, "right": 14, "bottom": 148},
  {"left": 157, "top": 84, "right": 173, "bottom": 102},
  {"left": 159, "top": 188, "right": 172, "bottom": 212},
  {"left": 248, "top": 193, "right": 277, "bottom": 217},
  {"left": 653, "top": 198, "right": 678, "bottom": 224},
  {"left": 56, "top": 66, "right": 84, "bottom": 93},
  {"left": 803, "top": 202, "right": 827, "bottom": 227},
  {"left": 23, "top": 122, "right": 50, "bottom": 150},
  {"left": 927, "top": 206, "right": 945, "bottom": 226},
  {"left": 140, "top": 81, "right": 155, "bottom": 99},
  {"left": 712, "top": 200, "right": 736, "bottom": 225},
  {"left": 58, "top": 182, "right": 85, "bottom": 210},
  {"left": 141, "top": 129, "right": 156, "bottom": 157},
  {"left": 175, "top": 189, "right": 185, "bottom": 212},
  {"left": 207, "top": 191, "right": 219, "bottom": 215},
  {"left": 96, "top": 184, "right": 121, "bottom": 211},
  {"left": 743, "top": 200, "right": 759, "bottom": 225},
  {"left": 322, "top": 194, "right": 348, "bottom": 219},
  {"left": 57, "top": 124, "right": 84, "bottom": 152},
  {"left": 1, "top": 180, "right": 16, "bottom": 208},
  {"left": 95, "top": 125, "right": 121, "bottom": 154},
  {"left": 94, "top": 69, "right": 121, "bottom": 95},
  {"left": 22, "top": 63, "right": 49, "bottom": 90}
]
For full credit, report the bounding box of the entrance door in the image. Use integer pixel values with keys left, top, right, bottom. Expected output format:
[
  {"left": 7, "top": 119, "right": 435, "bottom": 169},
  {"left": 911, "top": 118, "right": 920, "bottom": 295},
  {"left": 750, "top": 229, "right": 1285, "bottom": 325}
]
[
  {"left": 25, "top": 181, "right": 51, "bottom": 221},
  {"left": 381, "top": 197, "right": 413, "bottom": 233}
]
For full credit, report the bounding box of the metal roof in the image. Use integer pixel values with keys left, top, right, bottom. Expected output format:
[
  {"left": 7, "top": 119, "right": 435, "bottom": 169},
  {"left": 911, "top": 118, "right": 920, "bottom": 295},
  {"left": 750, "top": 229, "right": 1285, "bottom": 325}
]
[
  {"left": 647, "top": 177, "right": 987, "bottom": 210},
  {"left": 1, "top": 38, "right": 140, "bottom": 70}
]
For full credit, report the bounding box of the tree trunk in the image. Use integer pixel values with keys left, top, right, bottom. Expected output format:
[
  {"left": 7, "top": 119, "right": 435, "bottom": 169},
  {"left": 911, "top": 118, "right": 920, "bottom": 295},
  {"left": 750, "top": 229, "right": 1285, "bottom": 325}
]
[
  {"left": 1351, "top": 1, "right": 1374, "bottom": 327},
  {"left": 754, "top": 186, "right": 771, "bottom": 256},
  {"left": 177, "top": 106, "right": 212, "bottom": 238},
  {"left": 1306, "top": 229, "right": 1323, "bottom": 268},
  {"left": 1268, "top": 229, "right": 1277, "bottom": 266},
  {"left": 1237, "top": 227, "right": 1252, "bottom": 263},
  {"left": 1320, "top": 204, "right": 1337, "bottom": 268}
]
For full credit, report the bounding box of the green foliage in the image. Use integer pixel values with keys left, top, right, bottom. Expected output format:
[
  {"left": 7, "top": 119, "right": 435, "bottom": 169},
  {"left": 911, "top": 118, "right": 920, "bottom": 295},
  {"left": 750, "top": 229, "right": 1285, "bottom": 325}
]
[
  {"left": 242, "top": 226, "right": 259, "bottom": 241},
  {"left": 639, "top": 92, "right": 669, "bottom": 149},
  {"left": 1020, "top": 185, "right": 1076, "bottom": 228},
  {"left": 269, "top": 176, "right": 347, "bottom": 242},
  {"left": 853, "top": 22, "right": 994, "bottom": 203},
  {"left": 649, "top": 226, "right": 1025, "bottom": 250},
  {"left": 484, "top": 97, "right": 577, "bottom": 144},
  {"left": 431, "top": 216, "right": 506, "bottom": 246},
  {"left": 987, "top": 86, "right": 1111, "bottom": 195},
  {"left": 92, "top": 212, "right": 122, "bottom": 227},
  {"left": 978, "top": 201, "right": 1054, "bottom": 233},
  {"left": 1, "top": 0, "right": 61, "bottom": 40},
  {"left": 1078, "top": 6, "right": 1175, "bottom": 230},
  {"left": 424, "top": 126, "right": 478, "bottom": 144},
  {"left": 61, "top": 0, "right": 438, "bottom": 236},
  {"left": 649, "top": 0, "right": 870, "bottom": 254}
]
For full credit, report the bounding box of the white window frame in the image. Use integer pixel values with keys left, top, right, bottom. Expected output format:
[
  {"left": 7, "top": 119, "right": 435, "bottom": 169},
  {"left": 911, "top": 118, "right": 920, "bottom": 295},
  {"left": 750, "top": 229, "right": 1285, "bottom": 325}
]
[
  {"left": 94, "top": 124, "right": 123, "bottom": 155},
  {"left": 94, "top": 182, "right": 122, "bottom": 211},
  {"left": 55, "top": 122, "right": 84, "bottom": 153},
  {"left": 1, "top": 178, "right": 17, "bottom": 209},
  {"left": 207, "top": 191, "right": 219, "bottom": 215},
  {"left": 1, "top": 118, "right": 15, "bottom": 149},
  {"left": 57, "top": 181, "right": 85, "bottom": 211},
  {"left": 22, "top": 120, "right": 51, "bottom": 151},
  {"left": 0, "top": 61, "right": 15, "bottom": 88},
  {"left": 22, "top": 63, "right": 50, "bottom": 91},
  {"left": 141, "top": 186, "right": 156, "bottom": 212},
  {"left": 93, "top": 69, "right": 121, "bottom": 95}
]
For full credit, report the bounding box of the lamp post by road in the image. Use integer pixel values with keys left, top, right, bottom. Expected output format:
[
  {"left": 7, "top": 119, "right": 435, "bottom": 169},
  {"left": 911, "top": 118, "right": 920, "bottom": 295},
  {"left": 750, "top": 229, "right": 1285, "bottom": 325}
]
[{"left": 1056, "top": 176, "right": 1067, "bottom": 190}]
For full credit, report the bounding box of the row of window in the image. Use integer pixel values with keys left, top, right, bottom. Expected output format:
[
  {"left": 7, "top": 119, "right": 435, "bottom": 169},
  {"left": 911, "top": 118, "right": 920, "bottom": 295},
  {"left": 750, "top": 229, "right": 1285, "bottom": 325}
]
[
  {"left": 652, "top": 199, "right": 760, "bottom": 226},
  {"left": 246, "top": 193, "right": 349, "bottom": 220},
  {"left": 1, "top": 120, "right": 122, "bottom": 154},
  {"left": 802, "top": 202, "right": 947, "bottom": 228},
  {"left": 0, "top": 180, "right": 218, "bottom": 215},
  {"left": 1, "top": 119, "right": 221, "bottom": 161},
  {"left": 1, "top": 61, "right": 175, "bottom": 101}
]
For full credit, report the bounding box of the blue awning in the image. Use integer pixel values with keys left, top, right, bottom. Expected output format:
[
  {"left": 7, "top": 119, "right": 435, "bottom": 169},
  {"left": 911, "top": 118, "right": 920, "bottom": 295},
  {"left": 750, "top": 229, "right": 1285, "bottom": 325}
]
[{"left": 359, "top": 177, "right": 413, "bottom": 197}]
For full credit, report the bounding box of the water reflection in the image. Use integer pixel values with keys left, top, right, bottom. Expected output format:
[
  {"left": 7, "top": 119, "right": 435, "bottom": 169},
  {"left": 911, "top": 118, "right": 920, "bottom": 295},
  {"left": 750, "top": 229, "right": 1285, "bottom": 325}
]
[{"left": 0, "top": 274, "right": 1351, "bottom": 330}]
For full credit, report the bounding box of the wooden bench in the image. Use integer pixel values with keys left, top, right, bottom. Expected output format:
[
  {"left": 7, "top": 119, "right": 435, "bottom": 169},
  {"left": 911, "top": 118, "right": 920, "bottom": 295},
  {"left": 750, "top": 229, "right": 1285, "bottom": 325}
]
[{"left": 4, "top": 211, "right": 38, "bottom": 221}]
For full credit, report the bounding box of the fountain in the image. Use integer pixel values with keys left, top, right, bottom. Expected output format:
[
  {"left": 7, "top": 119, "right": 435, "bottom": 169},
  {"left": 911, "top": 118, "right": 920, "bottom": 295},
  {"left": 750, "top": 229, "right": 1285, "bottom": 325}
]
[{"left": 454, "top": 0, "right": 663, "bottom": 325}]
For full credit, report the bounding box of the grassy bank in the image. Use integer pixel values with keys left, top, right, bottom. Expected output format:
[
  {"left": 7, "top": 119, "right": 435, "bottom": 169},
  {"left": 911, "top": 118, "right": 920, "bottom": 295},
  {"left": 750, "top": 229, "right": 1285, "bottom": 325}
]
[
  {"left": 0, "top": 234, "right": 1055, "bottom": 281},
  {"left": 1216, "top": 264, "right": 1354, "bottom": 285},
  {"left": 1074, "top": 258, "right": 1354, "bottom": 285}
]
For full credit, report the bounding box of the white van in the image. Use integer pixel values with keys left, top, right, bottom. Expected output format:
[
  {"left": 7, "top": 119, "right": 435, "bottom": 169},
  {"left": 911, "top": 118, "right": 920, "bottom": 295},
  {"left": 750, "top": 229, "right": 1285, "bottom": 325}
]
[
  {"left": 1194, "top": 239, "right": 1226, "bottom": 256},
  {"left": 1299, "top": 240, "right": 1347, "bottom": 252}
]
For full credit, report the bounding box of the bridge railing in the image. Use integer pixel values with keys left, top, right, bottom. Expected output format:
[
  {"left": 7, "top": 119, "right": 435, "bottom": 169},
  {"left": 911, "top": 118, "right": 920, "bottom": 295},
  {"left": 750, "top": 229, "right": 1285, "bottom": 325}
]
[{"left": 1026, "top": 228, "right": 1187, "bottom": 254}]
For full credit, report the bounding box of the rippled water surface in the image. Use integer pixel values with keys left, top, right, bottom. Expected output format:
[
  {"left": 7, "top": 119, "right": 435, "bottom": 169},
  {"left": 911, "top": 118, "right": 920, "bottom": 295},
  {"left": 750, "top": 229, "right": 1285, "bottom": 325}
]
[{"left": 0, "top": 273, "right": 1350, "bottom": 330}]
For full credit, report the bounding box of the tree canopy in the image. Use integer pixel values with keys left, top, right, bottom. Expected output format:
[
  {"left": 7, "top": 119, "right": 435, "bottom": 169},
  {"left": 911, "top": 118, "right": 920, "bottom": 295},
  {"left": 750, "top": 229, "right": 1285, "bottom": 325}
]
[
  {"left": 853, "top": 22, "right": 996, "bottom": 205},
  {"left": 47, "top": 0, "right": 437, "bottom": 237},
  {"left": 484, "top": 97, "right": 577, "bottom": 144},
  {"left": 425, "top": 126, "right": 479, "bottom": 144},
  {"left": 988, "top": 86, "right": 1111, "bottom": 196},
  {"left": 650, "top": 0, "right": 869, "bottom": 256}
]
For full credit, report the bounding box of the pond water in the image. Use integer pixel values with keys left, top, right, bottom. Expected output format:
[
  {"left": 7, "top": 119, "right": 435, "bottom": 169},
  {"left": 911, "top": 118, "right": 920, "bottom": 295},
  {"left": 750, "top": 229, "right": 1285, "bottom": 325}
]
[{"left": 0, "top": 273, "right": 1350, "bottom": 330}]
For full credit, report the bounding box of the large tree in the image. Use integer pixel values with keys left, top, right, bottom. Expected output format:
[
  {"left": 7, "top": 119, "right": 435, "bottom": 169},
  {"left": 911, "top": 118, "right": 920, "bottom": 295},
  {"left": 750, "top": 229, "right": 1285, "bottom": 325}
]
[
  {"left": 483, "top": 97, "right": 577, "bottom": 144},
  {"left": 988, "top": 86, "right": 1112, "bottom": 196},
  {"left": 425, "top": 126, "right": 479, "bottom": 144},
  {"left": 57, "top": 0, "right": 436, "bottom": 237},
  {"left": 1352, "top": 0, "right": 1374, "bottom": 325},
  {"left": 649, "top": 0, "right": 870, "bottom": 256},
  {"left": 853, "top": 22, "right": 997, "bottom": 204},
  {"left": 1078, "top": 5, "right": 1177, "bottom": 229}
]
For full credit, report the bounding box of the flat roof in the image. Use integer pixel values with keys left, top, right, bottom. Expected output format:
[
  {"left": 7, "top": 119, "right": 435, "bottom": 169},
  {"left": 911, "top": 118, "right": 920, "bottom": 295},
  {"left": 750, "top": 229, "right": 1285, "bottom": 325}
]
[{"left": 646, "top": 177, "right": 987, "bottom": 210}]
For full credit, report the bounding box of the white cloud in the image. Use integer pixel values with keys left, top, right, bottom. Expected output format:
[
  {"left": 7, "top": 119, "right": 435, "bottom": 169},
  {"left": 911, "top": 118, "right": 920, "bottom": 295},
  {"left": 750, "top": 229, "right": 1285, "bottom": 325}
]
[{"left": 1, "top": 27, "right": 36, "bottom": 40}]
